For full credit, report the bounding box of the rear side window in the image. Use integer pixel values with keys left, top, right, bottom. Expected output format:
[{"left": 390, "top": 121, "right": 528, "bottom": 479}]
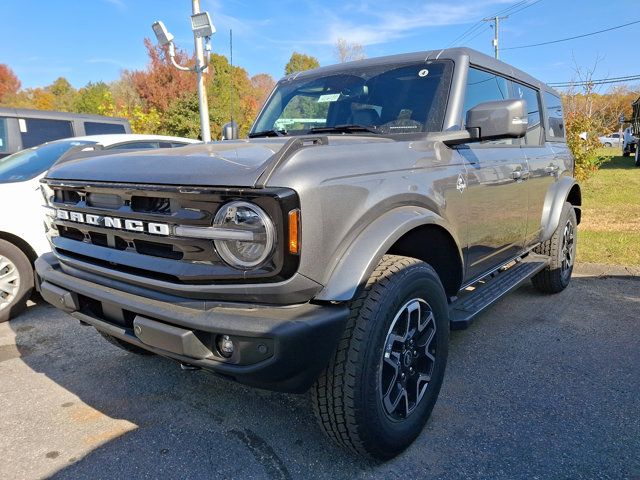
[
  {"left": 0, "top": 118, "right": 7, "bottom": 152},
  {"left": 84, "top": 122, "right": 127, "bottom": 135},
  {"left": 20, "top": 118, "right": 73, "bottom": 148},
  {"left": 511, "top": 82, "right": 542, "bottom": 146},
  {"left": 544, "top": 92, "right": 565, "bottom": 140}
]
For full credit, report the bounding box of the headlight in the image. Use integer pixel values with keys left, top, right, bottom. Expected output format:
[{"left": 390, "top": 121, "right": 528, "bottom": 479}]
[{"left": 213, "top": 201, "right": 276, "bottom": 269}]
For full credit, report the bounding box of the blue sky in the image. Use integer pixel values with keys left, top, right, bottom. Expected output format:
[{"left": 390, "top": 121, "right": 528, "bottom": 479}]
[{"left": 1, "top": 0, "right": 638, "bottom": 90}]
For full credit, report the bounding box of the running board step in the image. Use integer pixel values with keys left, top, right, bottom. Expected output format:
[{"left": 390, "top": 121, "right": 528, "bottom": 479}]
[{"left": 449, "top": 256, "right": 549, "bottom": 330}]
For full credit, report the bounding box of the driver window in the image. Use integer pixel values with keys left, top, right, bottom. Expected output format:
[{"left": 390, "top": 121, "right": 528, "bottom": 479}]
[{"left": 462, "top": 67, "right": 515, "bottom": 146}]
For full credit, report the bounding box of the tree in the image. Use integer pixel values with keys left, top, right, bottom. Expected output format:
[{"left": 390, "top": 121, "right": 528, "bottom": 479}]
[
  {"left": 0, "top": 64, "right": 21, "bottom": 104},
  {"left": 158, "top": 92, "right": 204, "bottom": 139},
  {"left": 335, "top": 38, "right": 366, "bottom": 63},
  {"left": 130, "top": 38, "right": 196, "bottom": 112},
  {"left": 207, "top": 53, "right": 262, "bottom": 138},
  {"left": 73, "top": 82, "right": 112, "bottom": 115},
  {"left": 47, "top": 77, "right": 76, "bottom": 111},
  {"left": 284, "top": 52, "right": 319, "bottom": 75},
  {"left": 251, "top": 73, "right": 276, "bottom": 108}
]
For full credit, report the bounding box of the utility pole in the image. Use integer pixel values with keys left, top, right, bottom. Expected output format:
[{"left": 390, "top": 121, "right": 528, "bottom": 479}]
[{"left": 483, "top": 15, "right": 508, "bottom": 60}]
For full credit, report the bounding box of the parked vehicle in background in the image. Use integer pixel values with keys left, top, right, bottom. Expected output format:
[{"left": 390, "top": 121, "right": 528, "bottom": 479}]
[
  {"left": 0, "top": 134, "right": 199, "bottom": 322},
  {"left": 36, "top": 48, "right": 580, "bottom": 460},
  {"left": 622, "top": 126, "right": 637, "bottom": 158},
  {"left": 630, "top": 97, "right": 640, "bottom": 166},
  {"left": 0, "top": 108, "right": 131, "bottom": 159},
  {"left": 598, "top": 132, "right": 622, "bottom": 148}
]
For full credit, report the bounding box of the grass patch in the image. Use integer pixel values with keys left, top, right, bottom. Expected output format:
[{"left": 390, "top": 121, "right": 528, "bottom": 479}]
[{"left": 577, "top": 148, "right": 640, "bottom": 265}]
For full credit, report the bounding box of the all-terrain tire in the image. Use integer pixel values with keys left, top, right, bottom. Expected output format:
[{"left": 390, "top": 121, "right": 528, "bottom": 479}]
[
  {"left": 311, "top": 255, "right": 449, "bottom": 460},
  {"left": 0, "top": 239, "right": 34, "bottom": 323},
  {"left": 531, "top": 202, "right": 577, "bottom": 294},
  {"left": 98, "top": 331, "right": 155, "bottom": 356}
]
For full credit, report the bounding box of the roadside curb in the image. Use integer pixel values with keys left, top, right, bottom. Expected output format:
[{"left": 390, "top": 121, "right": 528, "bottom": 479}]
[{"left": 574, "top": 263, "right": 640, "bottom": 278}]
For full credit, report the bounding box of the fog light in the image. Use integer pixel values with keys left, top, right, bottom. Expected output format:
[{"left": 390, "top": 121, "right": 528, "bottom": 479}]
[{"left": 217, "top": 335, "right": 234, "bottom": 358}]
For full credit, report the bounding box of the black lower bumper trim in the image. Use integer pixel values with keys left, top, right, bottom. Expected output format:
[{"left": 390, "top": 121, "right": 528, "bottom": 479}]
[{"left": 36, "top": 253, "right": 349, "bottom": 393}]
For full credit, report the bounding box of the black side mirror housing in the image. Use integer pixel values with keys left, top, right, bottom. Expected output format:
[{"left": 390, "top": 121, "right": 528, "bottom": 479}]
[
  {"left": 222, "top": 121, "right": 239, "bottom": 141},
  {"left": 466, "top": 99, "right": 528, "bottom": 141}
]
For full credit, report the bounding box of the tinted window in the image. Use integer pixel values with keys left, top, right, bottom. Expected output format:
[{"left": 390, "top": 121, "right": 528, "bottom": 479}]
[
  {"left": 84, "top": 122, "right": 127, "bottom": 135},
  {"left": 0, "top": 140, "right": 94, "bottom": 183},
  {"left": 544, "top": 92, "right": 565, "bottom": 140},
  {"left": 20, "top": 118, "right": 74, "bottom": 148},
  {"left": 511, "top": 82, "right": 542, "bottom": 146},
  {"left": 253, "top": 60, "right": 454, "bottom": 135},
  {"left": 462, "top": 67, "right": 510, "bottom": 121},
  {"left": 462, "top": 67, "right": 514, "bottom": 145},
  {"left": 0, "top": 118, "right": 7, "bottom": 152}
]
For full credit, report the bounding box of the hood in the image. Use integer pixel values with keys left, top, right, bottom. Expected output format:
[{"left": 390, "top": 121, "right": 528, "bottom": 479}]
[
  {"left": 45, "top": 139, "right": 290, "bottom": 187},
  {"left": 45, "top": 136, "right": 394, "bottom": 187}
]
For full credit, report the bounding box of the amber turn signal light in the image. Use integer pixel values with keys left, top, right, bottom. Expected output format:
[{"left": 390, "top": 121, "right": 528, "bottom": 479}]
[{"left": 288, "top": 209, "right": 300, "bottom": 255}]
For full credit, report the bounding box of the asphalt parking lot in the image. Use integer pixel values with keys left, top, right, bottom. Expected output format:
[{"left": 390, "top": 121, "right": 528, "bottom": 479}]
[{"left": 1, "top": 266, "right": 638, "bottom": 480}]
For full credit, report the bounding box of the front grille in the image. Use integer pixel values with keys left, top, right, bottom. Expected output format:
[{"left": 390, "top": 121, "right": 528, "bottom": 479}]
[{"left": 46, "top": 180, "right": 300, "bottom": 286}]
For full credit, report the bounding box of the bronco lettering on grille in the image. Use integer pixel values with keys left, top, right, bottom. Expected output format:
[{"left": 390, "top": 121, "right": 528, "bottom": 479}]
[{"left": 56, "top": 210, "right": 171, "bottom": 236}]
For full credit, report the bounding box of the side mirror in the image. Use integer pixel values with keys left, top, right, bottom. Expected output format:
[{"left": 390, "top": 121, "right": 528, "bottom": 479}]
[
  {"left": 222, "top": 121, "right": 239, "bottom": 141},
  {"left": 466, "top": 99, "right": 528, "bottom": 141}
]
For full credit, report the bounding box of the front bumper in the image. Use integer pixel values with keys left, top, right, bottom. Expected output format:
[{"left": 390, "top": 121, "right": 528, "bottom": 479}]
[{"left": 36, "top": 253, "right": 349, "bottom": 393}]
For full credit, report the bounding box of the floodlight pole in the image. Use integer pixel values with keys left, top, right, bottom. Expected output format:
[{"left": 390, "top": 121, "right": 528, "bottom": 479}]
[{"left": 192, "top": 0, "right": 211, "bottom": 142}]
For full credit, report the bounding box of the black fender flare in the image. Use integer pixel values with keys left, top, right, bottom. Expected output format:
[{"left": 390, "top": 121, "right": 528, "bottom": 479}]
[
  {"left": 315, "top": 206, "right": 464, "bottom": 302},
  {"left": 540, "top": 177, "right": 581, "bottom": 243}
]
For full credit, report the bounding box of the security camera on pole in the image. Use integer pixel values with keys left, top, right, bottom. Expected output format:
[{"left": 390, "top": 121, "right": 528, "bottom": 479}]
[{"left": 151, "top": 0, "right": 214, "bottom": 142}]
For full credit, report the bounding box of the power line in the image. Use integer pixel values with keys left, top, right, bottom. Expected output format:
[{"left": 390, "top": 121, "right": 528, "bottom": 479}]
[
  {"left": 447, "top": 0, "right": 531, "bottom": 48},
  {"left": 549, "top": 75, "right": 640, "bottom": 87},
  {"left": 504, "top": 19, "right": 640, "bottom": 50},
  {"left": 506, "top": 0, "right": 544, "bottom": 16}
]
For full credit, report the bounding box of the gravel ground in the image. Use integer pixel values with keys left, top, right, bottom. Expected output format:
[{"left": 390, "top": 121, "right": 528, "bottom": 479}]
[{"left": 0, "top": 268, "right": 638, "bottom": 480}]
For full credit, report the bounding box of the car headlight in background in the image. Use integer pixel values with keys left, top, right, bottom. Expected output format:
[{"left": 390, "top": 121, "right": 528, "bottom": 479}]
[{"left": 213, "top": 201, "right": 276, "bottom": 269}]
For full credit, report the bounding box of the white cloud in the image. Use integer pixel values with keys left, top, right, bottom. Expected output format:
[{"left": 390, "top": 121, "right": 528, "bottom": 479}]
[
  {"left": 103, "top": 0, "right": 126, "bottom": 9},
  {"left": 291, "top": 0, "right": 523, "bottom": 46}
]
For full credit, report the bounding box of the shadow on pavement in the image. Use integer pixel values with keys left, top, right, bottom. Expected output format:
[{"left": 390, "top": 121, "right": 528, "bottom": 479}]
[{"left": 8, "top": 273, "right": 640, "bottom": 479}]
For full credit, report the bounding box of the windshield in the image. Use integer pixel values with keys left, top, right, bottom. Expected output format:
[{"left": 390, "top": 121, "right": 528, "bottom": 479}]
[
  {"left": 0, "top": 140, "right": 95, "bottom": 184},
  {"left": 252, "top": 60, "right": 453, "bottom": 136}
]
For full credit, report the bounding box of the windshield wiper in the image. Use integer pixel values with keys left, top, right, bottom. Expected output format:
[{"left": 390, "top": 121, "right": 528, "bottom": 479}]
[
  {"left": 248, "top": 129, "right": 287, "bottom": 138},
  {"left": 308, "top": 124, "right": 379, "bottom": 135}
]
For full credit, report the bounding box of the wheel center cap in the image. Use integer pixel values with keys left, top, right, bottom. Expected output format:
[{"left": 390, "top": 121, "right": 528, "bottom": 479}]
[{"left": 403, "top": 351, "right": 414, "bottom": 368}]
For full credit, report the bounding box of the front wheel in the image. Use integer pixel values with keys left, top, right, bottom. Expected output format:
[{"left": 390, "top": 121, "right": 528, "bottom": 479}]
[
  {"left": 311, "top": 255, "right": 449, "bottom": 460},
  {"left": 0, "top": 239, "right": 34, "bottom": 323}
]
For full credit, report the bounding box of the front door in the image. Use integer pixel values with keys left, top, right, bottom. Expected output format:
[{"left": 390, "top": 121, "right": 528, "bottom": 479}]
[{"left": 458, "top": 67, "right": 529, "bottom": 282}]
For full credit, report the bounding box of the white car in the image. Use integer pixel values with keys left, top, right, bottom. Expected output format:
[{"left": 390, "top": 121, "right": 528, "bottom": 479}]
[
  {"left": 598, "top": 132, "right": 623, "bottom": 148},
  {"left": 0, "top": 134, "right": 199, "bottom": 322}
]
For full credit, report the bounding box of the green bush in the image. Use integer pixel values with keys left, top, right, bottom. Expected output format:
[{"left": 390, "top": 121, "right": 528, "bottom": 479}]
[{"left": 565, "top": 111, "right": 605, "bottom": 181}]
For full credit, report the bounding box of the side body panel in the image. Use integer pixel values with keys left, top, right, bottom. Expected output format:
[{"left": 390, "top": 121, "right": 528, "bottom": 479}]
[{"left": 267, "top": 139, "right": 468, "bottom": 293}]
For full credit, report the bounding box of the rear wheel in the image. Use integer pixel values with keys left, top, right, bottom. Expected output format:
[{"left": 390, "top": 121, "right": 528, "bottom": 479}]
[
  {"left": 0, "top": 240, "right": 33, "bottom": 323},
  {"left": 532, "top": 202, "right": 577, "bottom": 293},
  {"left": 604, "top": 142, "right": 612, "bottom": 148},
  {"left": 311, "top": 255, "right": 449, "bottom": 460}
]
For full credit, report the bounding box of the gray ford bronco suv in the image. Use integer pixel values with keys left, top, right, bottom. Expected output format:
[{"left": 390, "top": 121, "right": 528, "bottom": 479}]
[{"left": 36, "top": 48, "right": 580, "bottom": 460}]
